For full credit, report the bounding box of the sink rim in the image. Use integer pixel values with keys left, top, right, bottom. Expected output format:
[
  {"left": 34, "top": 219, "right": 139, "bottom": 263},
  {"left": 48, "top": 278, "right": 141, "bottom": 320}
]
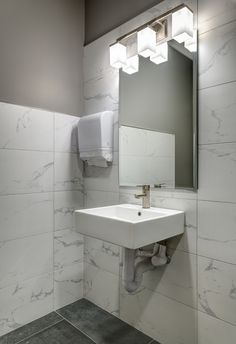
[{"left": 75, "top": 203, "right": 184, "bottom": 224}]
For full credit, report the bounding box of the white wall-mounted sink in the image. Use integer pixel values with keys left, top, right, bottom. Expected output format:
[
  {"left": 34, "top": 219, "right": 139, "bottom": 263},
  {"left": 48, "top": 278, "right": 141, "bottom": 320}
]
[{"left": 75, "top": 204, "right": 184, "bottom": 249}]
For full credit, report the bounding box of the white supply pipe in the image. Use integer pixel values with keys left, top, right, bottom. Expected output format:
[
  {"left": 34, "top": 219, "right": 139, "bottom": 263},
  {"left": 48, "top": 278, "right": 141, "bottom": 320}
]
[
  {"left": 123, "top": 248, "right": 154, "bottom": 293},
  {"left": 123, "top": 244, "right": 170, "bottom": 293}
]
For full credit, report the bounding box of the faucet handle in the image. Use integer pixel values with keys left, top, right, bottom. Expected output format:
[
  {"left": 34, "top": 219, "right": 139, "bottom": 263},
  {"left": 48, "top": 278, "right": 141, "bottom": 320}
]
[{"left": 154, "top": 183, "right": 166, "bottom": 188}]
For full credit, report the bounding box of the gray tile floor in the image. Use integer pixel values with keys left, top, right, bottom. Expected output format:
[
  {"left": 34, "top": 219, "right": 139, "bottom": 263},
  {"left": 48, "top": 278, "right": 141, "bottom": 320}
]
[{"left": 0, "top": 299, "right": 160, "bottom": 344}]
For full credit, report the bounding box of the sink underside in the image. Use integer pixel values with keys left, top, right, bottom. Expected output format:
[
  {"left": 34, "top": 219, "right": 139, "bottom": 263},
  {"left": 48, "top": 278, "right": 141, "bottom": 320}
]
[{"left": 75, "top": 204, "right": 184, "bottom": 249}]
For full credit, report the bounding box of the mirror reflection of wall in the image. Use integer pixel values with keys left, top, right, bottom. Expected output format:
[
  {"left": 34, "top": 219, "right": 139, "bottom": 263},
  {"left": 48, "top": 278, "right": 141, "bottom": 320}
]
[
  {"left": 119, "top": 41, "right": 197, "bottom": 189},
  {"left": 119, "top": 126, "right": 175, "bottom": 187}
]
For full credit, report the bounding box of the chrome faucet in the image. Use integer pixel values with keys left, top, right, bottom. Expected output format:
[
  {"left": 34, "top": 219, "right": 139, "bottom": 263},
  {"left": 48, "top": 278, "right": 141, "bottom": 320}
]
[{"left": 135, "top": 185, "right": 150, "bottom": 208}]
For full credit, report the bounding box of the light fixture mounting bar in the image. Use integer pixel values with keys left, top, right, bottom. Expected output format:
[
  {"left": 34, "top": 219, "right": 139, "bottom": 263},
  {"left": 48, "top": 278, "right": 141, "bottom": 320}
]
[{"left": 116, "top": 3, "right": 192, "bottom": 43}]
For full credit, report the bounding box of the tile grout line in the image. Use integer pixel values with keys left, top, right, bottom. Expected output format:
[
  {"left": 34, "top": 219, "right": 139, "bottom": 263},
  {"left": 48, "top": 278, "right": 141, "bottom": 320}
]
[
  {"left": 196, "top": 252, "right": 236, "bottom": 266},
  {"left": 197, "top": 309, "right": 236, "bottom": 328},
  {"left": 196, "top": 189, "right": 199, "bottom": 344},
  {"left": 54, "top": 310, "right": 97, "bottom": 344},
  {"left": 198, "top": 18, "right": 236, "bottom": 38},
  {"left": 198, "top": 79, "right": 236, "bottom": 92},
  {"left": 199, "top": 142, "right": 236, "bottom": 146},
  {"left": 10, "top": 318, "right": 64, "bottom": 344},
  {"left": 53, "top": 112, "right": 56, "bottom": 311},
  {"left": 55, "top": 308, "right": 155, "bottom": 344},
  {"left": 0, "top": 188, "right": 84, "bottom": 197}
]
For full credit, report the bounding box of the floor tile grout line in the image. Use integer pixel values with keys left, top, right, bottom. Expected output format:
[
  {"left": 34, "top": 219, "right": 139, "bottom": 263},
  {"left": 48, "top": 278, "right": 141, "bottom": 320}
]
[
  {"left": 13, "top": 318, "right": 64, "bottom": 344},
  {"left": 55, "top": 310, "right": 97, "bottom": 344},
  {"left": 56, "top": 300, "right": 158, "bottom": 344},
  {"left": 147, "top": 339, "right": 156, "bottom": 344}
]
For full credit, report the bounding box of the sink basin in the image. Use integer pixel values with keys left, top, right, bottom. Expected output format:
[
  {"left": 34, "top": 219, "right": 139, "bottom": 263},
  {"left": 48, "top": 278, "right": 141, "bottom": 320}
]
[{"left": 75, "top": 204, "right": 184, "bottom": 249}]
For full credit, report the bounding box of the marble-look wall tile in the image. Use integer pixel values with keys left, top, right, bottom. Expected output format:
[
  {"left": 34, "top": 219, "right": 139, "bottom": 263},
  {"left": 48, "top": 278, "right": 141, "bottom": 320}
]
[
  {"left": 120, "top": 286, "right": 197, "bottom": 344},
  {"left": 84, "top": 237, "right": 120, "bottom": 276},
  {"left": 84, "top": 165, "right": 119, "bottom": 193},
  {"left": 54, "top": 113, "right": 80, "bottom": 153},
  {"left": 199, "top": 82, "right": 236, "bottom": 144},
  {"left": 85, "top": 190, "right": 119, "bottom": 208},
  {"left": 198, "top": 311, "right": 236, "bottom": 344},
  {"left": 198, "top": 0, "right": 236, "bottom": 34},
  {"left": 83, "top": 33, "right": 120, "bottom": 82},
  {"left": 198, "top": 256, "right": 236, "bottom": 325},
  {"left": 0, "top": 150, "right": 53, "bottom": 195},
  {"left": 54, "top": 263, "right": 83, "bottom": 310},
  {"left": 0, "top": 273, "right": 53, "bottom": 337},
  {"left": 199, "top": 20, "right": 236, "bottom": 89},
  {"left": 0, "top": 103, "right": 53, "bottom": 152},
  {"left": 198, "top": 201, "right": 236, "bottom": 264},
  {"left": 0, "top": 233, "right": 53, "bottom": 290},
  {"left": 84, "top": 68, "right": 119, "bottom": 115},
  {"left": 142, "top": 250, "right": 197, "bottom": 308},
  {"left": 54, "top": 152, "right": 83, "bottom": 192},
  {"left": 151, "top": 195, "right": 197, "bottom": 254},
  {"left": 82, "top": 2, "right": 236, "bottom": 344},
  {"left": 0, "top": 193, "right": 53, "bottom": 242},
  {"left": 0, "top": 102, "right": 84, "bottom": 337},
  {"left": 198, "top": 143, "right": 236, "bottom": 202},
  {"left": 54, "top": 229, "right": 83, "bottom": 270},
  {"left": 54, "top": 190, "right": 84, "bottom": 231},
  {"left": 84, "top": 262, "right": 119, "bottom": 316}
]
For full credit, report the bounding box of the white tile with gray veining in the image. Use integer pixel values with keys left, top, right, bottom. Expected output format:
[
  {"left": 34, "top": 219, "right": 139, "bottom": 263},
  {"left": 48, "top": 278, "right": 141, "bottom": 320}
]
[
  {"left": 198, "top": 0, "right": 236, "bottom": 34},
  {"left": 199, "top": 20, "right": 236, "bottom": 89},
  {"left": 54, "top": 262, "right": 84, "bottom": 310},
  {"left": 54, "top": 113, "right": 80, "bottom": 153},
  {"left": 84, "top": 164, "right": 119, "bottom": 193},
  {"left": 0, "top": 150, "right": 53, "bottom": 195},
  {"left": 0, "top": 233, "right": 53, "bottom": 290},
  {"left": 84, "top": 237, "right": 120, "bottom": 276},
  {"left": 198, "top": 143, "right": 236, "bottom": 202},
  {"left": 198, "top": 201, "right": 236, "bottom": 264},
  {"left": 0, "top": 273, "right": 53, "bottom": 336},
  {"left": 84, "top": 68, "right": 119, "bottom": 115},
  {"left": 54, "top": 152, "right": 83, "bottom": 192},
  {"left": 198, "top": 311, "right": 236, "bottom": 344},
  {"left": 0, "top": 103, "right": 53, "bottom": 152},
  {"left": 54, "top": 190, "right": 84, "bottom": 231},
  {"left": 85, "top": 189, "right": 119, "bottom": 208},
  {"left": 0, "top": 193, "right": 53, "bottom": 242},
  {"left": 54, "top": 229, "right": 83, "bottom": 270},
  {"left": 120, "top": 286, "right": 197, "bottom": 344},
  {"left": 198, "top": 256, "right": 236, "bottom": 325},
  {"left": 84, "top": 262, "right": 119, "bottom": 316},
  {"left": 199, "top": 81, "right": 236, "bottom": 144},
  {"left": 83, "top": 31, "right": 120, "bottom": 82},
  {"left": 142, "top": 250, "right": 197, "bottom": 308},
  {"left": 151, "top": 195, "right": 197, "bottom": 254}
]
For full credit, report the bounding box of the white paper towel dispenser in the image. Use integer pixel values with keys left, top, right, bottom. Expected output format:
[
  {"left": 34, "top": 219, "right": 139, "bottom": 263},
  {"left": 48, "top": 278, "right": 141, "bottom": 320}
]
[{"left": 78, "top": 111, "right": 113, "bottom": 167}]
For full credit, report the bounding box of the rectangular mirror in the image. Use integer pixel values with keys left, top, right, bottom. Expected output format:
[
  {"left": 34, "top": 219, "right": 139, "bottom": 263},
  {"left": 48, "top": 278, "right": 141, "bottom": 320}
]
[{"left": 119, "top": 39, "right": 198, "bottom": 190}]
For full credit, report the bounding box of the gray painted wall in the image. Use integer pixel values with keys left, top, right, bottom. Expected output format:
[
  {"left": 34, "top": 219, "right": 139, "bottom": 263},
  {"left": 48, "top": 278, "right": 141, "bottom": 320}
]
[
  {"left": 0, "top": 0, "right": 84, "bottom": 116},
  {"left": 85, "top": 0, "right": 163, "bottom": 44},
  {"left": 120, "top": 46, "right": 193, "bottom": 188}
]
